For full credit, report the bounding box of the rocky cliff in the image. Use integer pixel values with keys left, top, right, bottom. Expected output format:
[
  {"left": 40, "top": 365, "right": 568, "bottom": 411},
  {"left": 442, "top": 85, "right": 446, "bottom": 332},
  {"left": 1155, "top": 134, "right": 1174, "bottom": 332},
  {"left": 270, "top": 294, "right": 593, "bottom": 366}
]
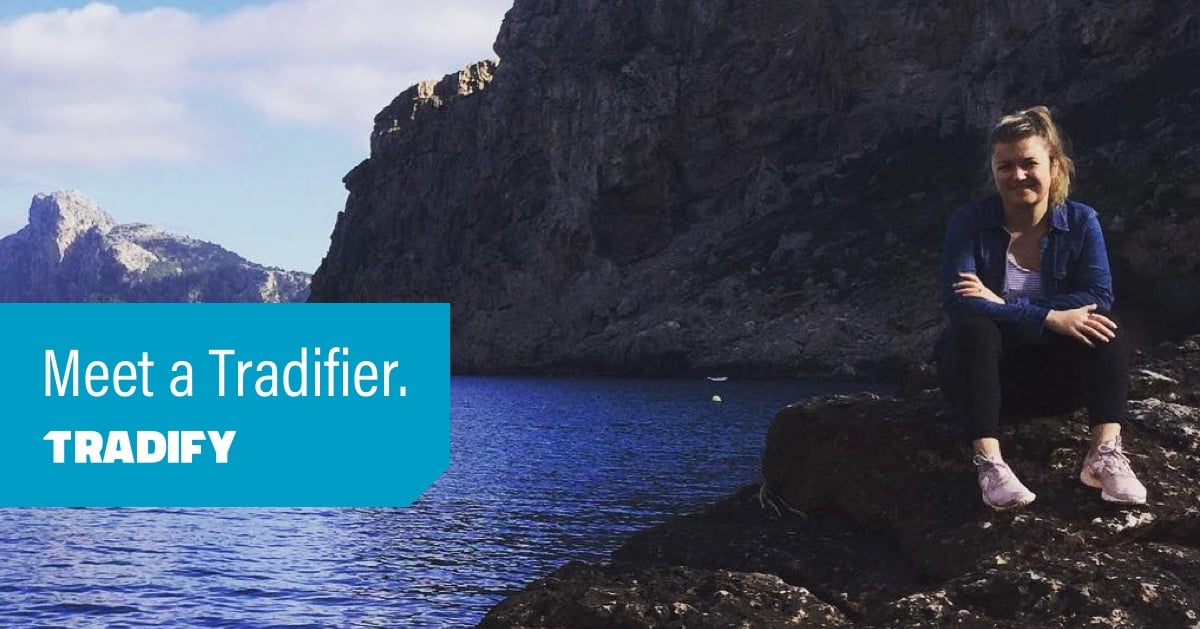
[
  {"left": 479, "top": 337, "right": 1200, "bottom": 627},
  {"left": 311, "top": 0, "right": 1200, "bottom": 377},
  {"left": 0, "top": 191, "right": 310, "bottom": 303}
]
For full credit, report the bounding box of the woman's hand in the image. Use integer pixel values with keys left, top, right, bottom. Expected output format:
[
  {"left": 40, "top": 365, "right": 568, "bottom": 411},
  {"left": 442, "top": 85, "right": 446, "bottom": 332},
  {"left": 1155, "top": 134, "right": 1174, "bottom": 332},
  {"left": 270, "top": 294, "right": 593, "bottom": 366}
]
[
  {"left": 954, "top": 272, "right": 1005, "bottom": 304},
  {"left": 1045, "top": 304, "right": 1117, "bottom": 346}
]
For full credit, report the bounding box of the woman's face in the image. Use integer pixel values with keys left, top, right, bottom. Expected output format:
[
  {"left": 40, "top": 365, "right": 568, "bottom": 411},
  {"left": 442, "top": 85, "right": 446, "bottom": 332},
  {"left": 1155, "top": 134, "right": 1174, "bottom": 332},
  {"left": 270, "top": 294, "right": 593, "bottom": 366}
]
[{"left": 992, "top": 136, "right": 1054, "bottom": 210}]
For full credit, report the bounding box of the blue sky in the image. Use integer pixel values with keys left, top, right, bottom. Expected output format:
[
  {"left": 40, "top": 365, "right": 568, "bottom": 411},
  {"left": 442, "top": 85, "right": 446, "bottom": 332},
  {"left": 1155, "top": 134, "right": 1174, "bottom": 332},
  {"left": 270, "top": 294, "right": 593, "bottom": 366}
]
[{"left": 0, "top": 1, "right": 512, "bottom": 272}]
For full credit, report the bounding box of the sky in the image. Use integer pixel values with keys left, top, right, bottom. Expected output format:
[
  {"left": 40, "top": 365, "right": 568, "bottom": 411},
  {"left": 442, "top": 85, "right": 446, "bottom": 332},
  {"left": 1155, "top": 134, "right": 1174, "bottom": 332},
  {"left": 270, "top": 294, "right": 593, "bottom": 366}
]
[{"left": 0, "top": 0, "right": 513, "bottom": 273}]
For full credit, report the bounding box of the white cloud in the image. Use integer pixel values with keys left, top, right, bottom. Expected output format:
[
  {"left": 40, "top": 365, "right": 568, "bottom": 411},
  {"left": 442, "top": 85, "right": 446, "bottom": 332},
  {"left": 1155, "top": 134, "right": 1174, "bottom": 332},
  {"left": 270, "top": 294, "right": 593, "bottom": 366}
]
[
  {"left": 0, "top": 4, "right": 196, "bottom": 85},
  {"left": 0, "top": 3, "right": 200, "bottom": 168},
  {"left": 0, "top": 94, "right": 199, "bottom": 166},
  {"left": 227, "top": 63, "right": 433, "bottom": 130},
  {"left": 206, "top": 0, "right": 503, "bottom": 61},
  {"left": 202, "top": 0, "right": 506, "bottom": 129},
  {"left": 0, "top": 0, "right": 510, "bottom": 168}
]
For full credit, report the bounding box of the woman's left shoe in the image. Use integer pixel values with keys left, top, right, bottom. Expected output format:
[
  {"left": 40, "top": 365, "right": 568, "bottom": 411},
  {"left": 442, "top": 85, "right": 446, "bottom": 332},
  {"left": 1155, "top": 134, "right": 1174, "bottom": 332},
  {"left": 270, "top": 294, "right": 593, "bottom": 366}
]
[{"left": 1080, "top": 437, "right": 1148, "bottom": 505}]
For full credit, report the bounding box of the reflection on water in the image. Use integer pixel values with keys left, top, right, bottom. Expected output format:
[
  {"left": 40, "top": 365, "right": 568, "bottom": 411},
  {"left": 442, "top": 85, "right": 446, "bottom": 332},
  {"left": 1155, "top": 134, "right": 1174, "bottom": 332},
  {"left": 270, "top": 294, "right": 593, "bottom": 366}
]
[{"left": 0, "top": 376, "right": 882, "bottom": 626}]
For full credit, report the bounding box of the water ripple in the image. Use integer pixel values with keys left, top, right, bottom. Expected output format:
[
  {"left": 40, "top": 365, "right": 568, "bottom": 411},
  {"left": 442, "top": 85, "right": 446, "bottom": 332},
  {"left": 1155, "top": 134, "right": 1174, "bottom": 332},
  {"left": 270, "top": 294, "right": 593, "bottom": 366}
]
[{"left": 0, "top": 376, "right": 880, "bottom": 625}]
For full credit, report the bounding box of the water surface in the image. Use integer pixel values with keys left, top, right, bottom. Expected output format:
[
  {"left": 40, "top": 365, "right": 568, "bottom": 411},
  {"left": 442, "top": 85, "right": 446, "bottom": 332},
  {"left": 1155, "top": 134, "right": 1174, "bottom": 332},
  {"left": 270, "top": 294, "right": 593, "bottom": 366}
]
[{"left": 0, "top": 376, "right": 883, "bottom": 626}]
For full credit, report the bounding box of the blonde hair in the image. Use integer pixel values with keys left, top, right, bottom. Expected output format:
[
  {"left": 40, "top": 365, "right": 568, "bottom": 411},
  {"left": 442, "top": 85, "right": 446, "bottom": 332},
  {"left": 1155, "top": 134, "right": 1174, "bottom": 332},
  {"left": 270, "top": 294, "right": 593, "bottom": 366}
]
[{"left": 989, "top": 106, "right": 1076, "bottom": 209}]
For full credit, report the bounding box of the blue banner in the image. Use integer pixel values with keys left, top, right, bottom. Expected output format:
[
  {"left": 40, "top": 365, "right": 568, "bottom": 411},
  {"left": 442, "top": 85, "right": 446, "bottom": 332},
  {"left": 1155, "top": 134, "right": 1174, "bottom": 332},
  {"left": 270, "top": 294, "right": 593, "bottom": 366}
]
[{"left": 0, "top": 303, "right": 449, "bottom": 507}]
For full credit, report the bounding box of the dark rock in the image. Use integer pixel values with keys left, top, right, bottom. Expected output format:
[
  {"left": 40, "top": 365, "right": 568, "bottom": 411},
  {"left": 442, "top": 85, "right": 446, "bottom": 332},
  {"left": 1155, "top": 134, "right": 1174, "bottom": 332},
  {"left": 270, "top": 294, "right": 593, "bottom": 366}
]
[
  {"left": 480, "top": 338, "right": 1200, "bottom": 627},
  {"left": 311, "top": 0, "right": 1200, "bottom": 377},
  {"left": 478, "top": 562, "right": 848, "bottom": 628}
]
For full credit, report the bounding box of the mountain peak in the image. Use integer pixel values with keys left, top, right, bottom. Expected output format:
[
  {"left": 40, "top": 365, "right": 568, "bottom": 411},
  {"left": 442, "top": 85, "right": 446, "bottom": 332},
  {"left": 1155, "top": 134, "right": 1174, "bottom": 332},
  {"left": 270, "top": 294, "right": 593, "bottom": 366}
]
[
  {"left": 29, "top": 191, "right": 116, "bottom": 259},
  {"left": 1, "top": 191, "right": 310, "bottom": 302}
]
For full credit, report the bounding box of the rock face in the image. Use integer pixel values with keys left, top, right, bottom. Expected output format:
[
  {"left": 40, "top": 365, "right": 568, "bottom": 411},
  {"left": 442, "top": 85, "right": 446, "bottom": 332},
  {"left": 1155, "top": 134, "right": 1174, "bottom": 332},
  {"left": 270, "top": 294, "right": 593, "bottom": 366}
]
[
  {"left": 479, "top": 337, "right": 1200, "bottom": 627},
  {"left": 311, "top": 0, "right": 1200, "bottom": 376},
  {"left": 0, "top": 191, "right": 310, "bottom": 303}
]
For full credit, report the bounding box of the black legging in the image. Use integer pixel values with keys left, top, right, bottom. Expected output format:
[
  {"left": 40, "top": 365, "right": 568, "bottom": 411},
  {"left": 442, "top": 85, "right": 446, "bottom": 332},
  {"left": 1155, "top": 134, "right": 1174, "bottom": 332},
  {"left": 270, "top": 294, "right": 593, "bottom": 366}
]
[{"left": 938, "top": 316, "right": 1129, "bottom": 441}]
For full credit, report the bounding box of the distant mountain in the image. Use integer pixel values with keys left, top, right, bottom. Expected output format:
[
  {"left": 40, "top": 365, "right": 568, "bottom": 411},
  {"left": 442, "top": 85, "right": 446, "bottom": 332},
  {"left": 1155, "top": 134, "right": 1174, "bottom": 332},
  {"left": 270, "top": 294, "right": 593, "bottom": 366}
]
[{"left": 0, "top": 191, "right": 309, "bottom": 302}]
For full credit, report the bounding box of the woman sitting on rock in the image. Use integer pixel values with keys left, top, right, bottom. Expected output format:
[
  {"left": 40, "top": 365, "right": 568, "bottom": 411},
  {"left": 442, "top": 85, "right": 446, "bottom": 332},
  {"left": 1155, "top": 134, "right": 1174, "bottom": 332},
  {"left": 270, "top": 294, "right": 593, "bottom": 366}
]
[{"left": 936, "top": 105, "right": 1147, "bottom": 510}]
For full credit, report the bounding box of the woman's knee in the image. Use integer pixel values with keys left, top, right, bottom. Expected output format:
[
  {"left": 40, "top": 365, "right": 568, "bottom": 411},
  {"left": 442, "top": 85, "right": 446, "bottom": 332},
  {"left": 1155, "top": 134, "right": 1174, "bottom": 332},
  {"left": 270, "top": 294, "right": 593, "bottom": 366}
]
[
  {"left": 1090, "top": 324, "right": 1130, "bottom": 368},
  {"left": 1049, "top": 313, "right": 1130, "bottom": 375},
  {"left": 951, "top": 317, "right": 1003, "bottom": 356},
  {"left": 1086, "top": 310, "right": 1130, "bottom": 356}
]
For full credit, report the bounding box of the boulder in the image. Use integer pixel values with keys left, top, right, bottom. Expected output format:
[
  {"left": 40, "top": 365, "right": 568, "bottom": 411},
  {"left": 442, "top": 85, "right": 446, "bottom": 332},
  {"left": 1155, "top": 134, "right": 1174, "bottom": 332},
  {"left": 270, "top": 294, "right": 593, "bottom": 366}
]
[{"left": 481, "top": 337, "right": 1200, "bottom": 627}]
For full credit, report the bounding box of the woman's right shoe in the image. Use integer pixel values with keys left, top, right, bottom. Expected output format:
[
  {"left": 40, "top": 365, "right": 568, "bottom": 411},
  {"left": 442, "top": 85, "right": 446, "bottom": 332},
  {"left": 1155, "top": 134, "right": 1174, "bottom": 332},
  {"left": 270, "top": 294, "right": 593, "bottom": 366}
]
[
  {"left": 1080, "top": 438, "right": 1148, "bottom": 505},
  {"left": 973, "top": 453, "right": 1037, "bottom": 510}
]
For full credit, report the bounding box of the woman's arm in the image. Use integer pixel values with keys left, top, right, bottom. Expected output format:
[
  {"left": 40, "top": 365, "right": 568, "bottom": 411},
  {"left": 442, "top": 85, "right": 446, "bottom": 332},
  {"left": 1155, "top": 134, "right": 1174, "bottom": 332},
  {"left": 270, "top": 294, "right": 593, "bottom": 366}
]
[
  {"left": 940, "top": 205, "right": 1050, "bottom": 339},
  {"left": 1002, "top": 209, "right": 1119, "bottom": 346},
  {"left": 1009, "top": 211, "right": 1115, "bottom": 311}
]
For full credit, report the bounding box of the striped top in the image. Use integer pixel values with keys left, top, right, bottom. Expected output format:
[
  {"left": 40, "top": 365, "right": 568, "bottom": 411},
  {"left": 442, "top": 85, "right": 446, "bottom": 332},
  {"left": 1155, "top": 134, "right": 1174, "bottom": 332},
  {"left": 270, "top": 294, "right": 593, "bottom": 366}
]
[{"left": 1004, "top": 253, "right": 1043, "bottom": 301}]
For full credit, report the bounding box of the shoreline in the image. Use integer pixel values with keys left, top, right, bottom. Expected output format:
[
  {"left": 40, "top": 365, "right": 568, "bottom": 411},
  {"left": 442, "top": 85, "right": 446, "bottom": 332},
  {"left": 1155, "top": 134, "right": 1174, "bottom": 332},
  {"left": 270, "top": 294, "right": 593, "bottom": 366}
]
[{"left": 477, "top": 336, "right": 1200, "bottom": 627}]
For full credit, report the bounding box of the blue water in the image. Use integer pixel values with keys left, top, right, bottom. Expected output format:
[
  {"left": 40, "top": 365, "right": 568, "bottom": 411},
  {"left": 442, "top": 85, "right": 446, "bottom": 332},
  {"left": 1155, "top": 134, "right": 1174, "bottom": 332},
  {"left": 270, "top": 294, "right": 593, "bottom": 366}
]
[{"left": 0, "top": 376, "right": 882, "bottom": 626}]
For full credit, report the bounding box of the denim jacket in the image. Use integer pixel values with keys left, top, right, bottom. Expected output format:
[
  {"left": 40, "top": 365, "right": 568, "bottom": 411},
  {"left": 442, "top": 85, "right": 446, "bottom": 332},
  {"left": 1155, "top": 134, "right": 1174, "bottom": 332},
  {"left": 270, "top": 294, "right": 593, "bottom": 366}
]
[{"left": 936, "top": 195, "right": 1114, "bottom": 352}]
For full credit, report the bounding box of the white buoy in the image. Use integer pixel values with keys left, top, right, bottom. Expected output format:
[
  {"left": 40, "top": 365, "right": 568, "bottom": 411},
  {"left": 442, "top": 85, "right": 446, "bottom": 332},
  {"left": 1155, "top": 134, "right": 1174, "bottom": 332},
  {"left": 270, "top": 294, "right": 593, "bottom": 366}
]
[{"left": 711, "top": 395, "right": 722, "bottom": 402}]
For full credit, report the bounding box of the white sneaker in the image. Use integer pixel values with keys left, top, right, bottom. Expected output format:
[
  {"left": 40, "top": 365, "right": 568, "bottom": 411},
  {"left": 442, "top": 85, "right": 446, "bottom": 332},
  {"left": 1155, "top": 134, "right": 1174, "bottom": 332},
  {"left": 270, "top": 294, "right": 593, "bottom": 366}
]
[
  {"left": 1080, "top": 438, "right": 1148, "bottom": 505},
  {"left": 974, "top": 454, "right": 1037, "bottom": 511}
]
